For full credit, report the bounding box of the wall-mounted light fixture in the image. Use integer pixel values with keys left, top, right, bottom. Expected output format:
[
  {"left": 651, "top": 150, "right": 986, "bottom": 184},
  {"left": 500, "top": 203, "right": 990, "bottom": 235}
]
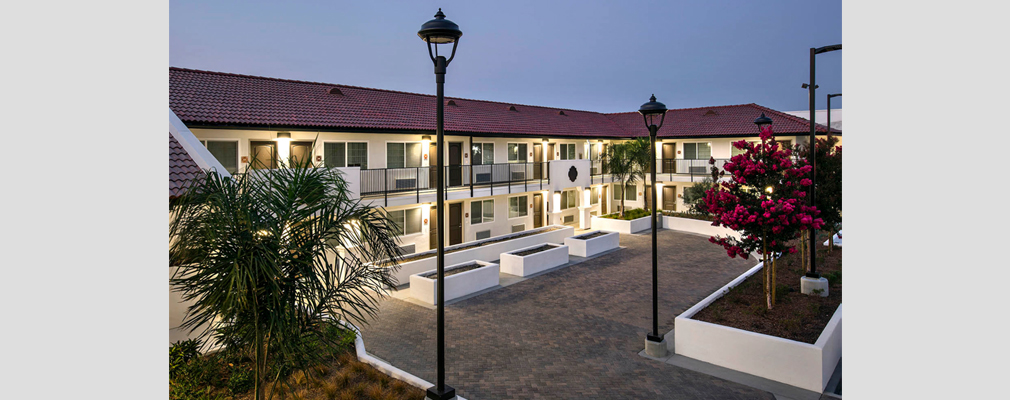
[{"left": 276, "top": 132, "right": 291, "bottom": 140}]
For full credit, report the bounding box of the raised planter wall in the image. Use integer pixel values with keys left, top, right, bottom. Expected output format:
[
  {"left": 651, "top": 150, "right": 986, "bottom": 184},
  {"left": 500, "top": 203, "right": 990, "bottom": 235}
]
[
  {"left": 661, "top": 215, "right": 741, "bottom": 240},
  {"left": 499, "top": 243, "right": 569, "bottom": 277},
  {"left": 590, "top": 215, "right": 651, "bottom": 234},
  {"left": 409, "top": 260, "right": 500, "bottom": 305},
  {"left": 674, "top": 263, "right": 843, "bottom": 392},
  {"left": 389, "top": 225, "right": 575, "bottom": 285},
  {"left": 563, "top": 231, "right": 620, "bottom": 257}
]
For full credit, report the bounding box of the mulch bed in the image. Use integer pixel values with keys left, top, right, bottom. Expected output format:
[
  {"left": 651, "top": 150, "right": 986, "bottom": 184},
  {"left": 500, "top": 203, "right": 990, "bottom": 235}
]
[
  {"left": 692, "top": 236, "right": 842, "bottom": 344},
  {"left": 573, "top": 231, "right": 608, "bottom": 240},
  {"left": 511, "top": 244, "right": 557, "bottom": 257},
  {"left": 385, "top": 226, "right": 563, "bottom": 266},
  {"left": 419, "top": 262, "right": 483, "bottom": 279}
]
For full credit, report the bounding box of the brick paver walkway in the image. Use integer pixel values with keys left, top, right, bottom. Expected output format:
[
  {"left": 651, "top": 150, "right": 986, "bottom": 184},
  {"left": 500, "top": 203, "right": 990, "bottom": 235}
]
[{"left": 358, "top": 230, "right": 774, "bottom": 399}]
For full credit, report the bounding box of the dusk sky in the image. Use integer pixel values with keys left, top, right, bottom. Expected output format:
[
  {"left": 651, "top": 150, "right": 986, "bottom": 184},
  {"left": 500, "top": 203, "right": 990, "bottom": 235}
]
[{"left": 170, "top": 0, "right": 842, "bottom": 114}]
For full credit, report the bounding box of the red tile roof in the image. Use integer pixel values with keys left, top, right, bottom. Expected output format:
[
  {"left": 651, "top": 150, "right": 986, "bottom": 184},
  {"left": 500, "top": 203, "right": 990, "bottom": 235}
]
[
  {"left": 605, "top": 103, "right": 835, "bottom": 138},
  {"left": 169, "top": 67, "right": 836, "bottom": 138},
  {"left": 170, "top": 133, "right": 204, "bottom": 199}
]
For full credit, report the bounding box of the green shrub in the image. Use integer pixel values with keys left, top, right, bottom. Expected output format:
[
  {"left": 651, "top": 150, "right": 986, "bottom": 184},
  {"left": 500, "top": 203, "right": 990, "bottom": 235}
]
[
  {"left": 823, "top": 270, "right": 842, "bottom": 285},
  {"left": 170, "top": 339, "right": 202, "bottom": 379},
  {"left": 602, "top": 208, "right": 651, "bottom": 220},
  {"left": 227, "top": 366, "right": 254, "bottom": 394}
]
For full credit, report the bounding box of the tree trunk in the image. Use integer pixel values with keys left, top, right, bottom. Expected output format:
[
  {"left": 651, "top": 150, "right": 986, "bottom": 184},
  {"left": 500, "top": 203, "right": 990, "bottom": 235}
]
[
  {"left": 620, "top": 181, "right": 626, "bottom": 217},
  {"left": 772, "top": 257, "right": 777, "bottom": 306},
  {"left": 763, "top": 239, "right": 772, "bottom": 310},
  {"left": 255, "top": 321, "right": 264, "bottom": 400}
]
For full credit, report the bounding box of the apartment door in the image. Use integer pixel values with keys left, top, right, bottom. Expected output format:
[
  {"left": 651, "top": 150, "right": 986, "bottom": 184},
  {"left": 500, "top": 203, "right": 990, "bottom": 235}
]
[
  {"left": 429, "top": 142, "right": 438, "bottom": 190},
  {"left": 448, "top": 202, "right": 463, "bottom": 245},
  {"left": 289, "top": 141, "right": 313, "bottom": 167},
  {"left": 663, "top": 186, "right": 676, "bottom": 211},
  {"left": 645, "top": 185, "right": 653, "bottom": 211},
  {"left": 601, "top": 185, "right": 608, "bottom": 214},
  {"left": 249, "top": 141, "right": 277, "bottom": 169},
  {"left": 533, "top": 144, "right": 543, "bottom": 179},
  {"left": 533, "top": 193, "right": 544, "bottom": 229},
  {"left": 662, "top": 143, "right": 676, "bottom": 173},
  {"left": 448, "top": 142, "right": 462, "bottom": 187},
  {"left": 429, "top": 205, "right": 438, "bottom": 249}
]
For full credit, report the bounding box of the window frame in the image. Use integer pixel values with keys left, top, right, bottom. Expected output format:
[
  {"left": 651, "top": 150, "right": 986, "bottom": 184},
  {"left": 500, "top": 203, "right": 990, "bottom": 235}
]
[
  {"left": 507, "top": 142, "right": 529, "bottom": 163},
  {"left": 470, "top": 199, "right": 494, "bottom": 225},
  {"left": 200, "top": 139, "right": 240, "bottom": 174},
  {"left": 471, "top": 142, "right": 495, "bottom": 165},
  {"left": 385, "top": 141, "right": 422, "bottom": 169},
  {"left": 560, "top": 190, "right": 577, "bottom": 210},
  {"left": 683, "top": 142, "right": 712, "bottom": 160},
  {"left": 613, "top": 184, "right": 637, "bottom": 201},
  {"left": 323, "top": 140, "right": 368, "bottom": 169},
  {"left": 388, "top": 207, "right": 422, "bottom": 236},
  {"left": 559, "top": 143, "right": 577, "bottom": 160},
  {"left": 591, "top": 186, "right": 600, "bottom": 205},
  {"left": 508, "top": 195, "right": 529, "bottom": 219}
]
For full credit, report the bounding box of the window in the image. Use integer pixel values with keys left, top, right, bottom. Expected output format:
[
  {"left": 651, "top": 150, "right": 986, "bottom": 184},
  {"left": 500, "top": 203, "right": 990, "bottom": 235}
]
[
  {"left": 561, "top": 190, "right": 577, "bottom": 210},
  {"left": 324, "top": 142, "right": 346, "bottom": 168},
  {"left": 731, "top": 141, "right": 758, "bottom": 157},
  {"left": 387, "top": 142, "right": 421, "bottom": 169},
  {"left": 347, "top": 143, "right": 368, "bottom": 168},
  {"left": 730, "top": 140, "right": 793, "bottom": 157},
  {"left": 201, "top": 140, "right": 238, "bottom": 174},
  {"left": 591, "top": 187, "right": 599, "bottom": 205},
  {"left": 683, "top": 142, "right": 711, "bottom": 159},
  {"left": 559, "top": 143, "right": 577, "bottom": 160},
  {"left": 613, "top": 184, "right": 637, "bottom": 201},
  {"left": 471, "top": 199, "right": 494, "bottom": 224},
  {"left": 472, "top": 143, "right": 494, "bottom": 165},
  {"left": 388, "top": 208, "right": 421, "bottom": 235},
  {"left": 508, "top": 143, "right": 528, "bottom": 163},
  {"left": 509, "top": 196, "right": 528, "bottom": 218}
]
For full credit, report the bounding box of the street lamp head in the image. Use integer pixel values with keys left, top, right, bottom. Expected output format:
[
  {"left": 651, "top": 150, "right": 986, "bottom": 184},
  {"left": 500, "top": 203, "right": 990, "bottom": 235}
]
[
  {"left": 418, "top": 9, "right": 462, "bottom": 44},
  {"left": 638, "top": 94, "right": 668, "bottom": 130},
  {"left": 754, "top": 113, "right": 773, "bottom": 130}
]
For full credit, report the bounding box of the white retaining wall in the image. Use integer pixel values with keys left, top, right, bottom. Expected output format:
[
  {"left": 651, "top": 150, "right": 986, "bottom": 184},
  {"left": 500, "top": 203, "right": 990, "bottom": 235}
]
[
  {"left": 674, "top": 263, "right": 843, "bottom": 392},
  {"left": 563, "top": 231, "right": 620, "bottom": 257},
  {"left": 499, "top": 243, "right": 569, "bottom": 277},
  {"left": 388, "top": 225, "right": 574, "bottom": 285},
  {"left": 661, "top": 215, "right": 741, "bottom": 240},
  {"left": 409, "top": 261, "right": 500, "bottom": 305},
  {"left": 590, "top": 215, "right": 651, "bottom": 234}
]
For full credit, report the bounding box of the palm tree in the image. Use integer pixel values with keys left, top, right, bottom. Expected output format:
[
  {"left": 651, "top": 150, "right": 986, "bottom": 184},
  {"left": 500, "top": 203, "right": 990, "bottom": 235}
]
[
  {"left": 626, "top": 137, "right": 652, "bottom": 211},
  {"left": 169, "top": 153, "right": 402, "bottom": 400},
  {"left": 604, "top": 141, "right": 634, "bottom": 217}
]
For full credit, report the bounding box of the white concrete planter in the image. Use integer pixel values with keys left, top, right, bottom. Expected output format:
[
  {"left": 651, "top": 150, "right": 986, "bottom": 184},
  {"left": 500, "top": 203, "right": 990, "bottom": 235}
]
[
  {"left": 674, "top": 263, "right": 842, "bottom": 392},
  {"left": 661, "top": 215, "right": 741, "bottom": 240},
  {"left": 387, "top": 225, "right": 575, "bottom": 285},
  {"left": 499, "top": 243, "right": 569, "bottom": 277},
  {"left": 409, "top": 260, "right": 500, "bottom": 305},
  {"left": 564, "top": 230, "right": 620, "bottom": 257},
  {"left": 590, "top": 215, "right": 651, "bottom": 234}
]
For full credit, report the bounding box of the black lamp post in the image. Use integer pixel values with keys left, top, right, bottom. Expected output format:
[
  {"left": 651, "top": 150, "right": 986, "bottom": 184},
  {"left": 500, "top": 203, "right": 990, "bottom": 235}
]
[
  {"left": 827, "top": 94, "right": 841, "bottom": 135},
  {"left": 805, "top": 44, "right": 840, "bottom": 279},
  {"left": 639, "top": 95, "right": 667, "bottom": 356},
  {"left": 418, "top": 9, "right": 461, "bottom": 400}
]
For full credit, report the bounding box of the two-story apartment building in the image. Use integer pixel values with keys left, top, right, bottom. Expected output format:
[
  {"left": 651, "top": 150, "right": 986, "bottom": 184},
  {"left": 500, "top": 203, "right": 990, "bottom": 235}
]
[{"left": 169, "top": 67, "right": 839, "bottom": 256}]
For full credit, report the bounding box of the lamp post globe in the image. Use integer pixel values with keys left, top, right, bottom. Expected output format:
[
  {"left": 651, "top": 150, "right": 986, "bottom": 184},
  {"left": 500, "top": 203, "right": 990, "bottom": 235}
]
[
  {"left": 419, "top": 8, "right": 461, "bottom": 400},
  {"left": 754, "top": 113, "right": 773, "bottom": 130},
  {"left": 639, "top": 94, "right": 668, "bottom": 357}
]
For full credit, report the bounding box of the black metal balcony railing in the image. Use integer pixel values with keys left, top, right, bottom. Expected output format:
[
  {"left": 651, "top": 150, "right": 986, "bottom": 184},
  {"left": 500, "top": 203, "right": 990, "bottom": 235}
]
[
  {"left": 359, "top": 162, "right": 548, "bottom": 205},
  {"left": 589, "top": 158, "right": 731, "bottom": 184}
]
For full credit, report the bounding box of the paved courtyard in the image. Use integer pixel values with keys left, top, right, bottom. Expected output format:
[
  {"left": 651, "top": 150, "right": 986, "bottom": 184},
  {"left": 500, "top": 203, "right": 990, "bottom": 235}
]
[{"left": 358, "top": 229, "right": 774, "bottom": 399}]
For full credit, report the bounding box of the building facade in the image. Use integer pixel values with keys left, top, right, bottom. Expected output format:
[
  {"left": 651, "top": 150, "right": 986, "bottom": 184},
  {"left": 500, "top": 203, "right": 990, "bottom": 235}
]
[{"left": 169, "top": 67, "right": 840, "bottom": 256}]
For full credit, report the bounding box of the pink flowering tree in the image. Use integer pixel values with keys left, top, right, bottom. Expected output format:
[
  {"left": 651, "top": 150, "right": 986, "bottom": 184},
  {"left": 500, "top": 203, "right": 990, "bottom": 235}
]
[{"left": 704, "top": 126, "right": 824, "bottom": 309}]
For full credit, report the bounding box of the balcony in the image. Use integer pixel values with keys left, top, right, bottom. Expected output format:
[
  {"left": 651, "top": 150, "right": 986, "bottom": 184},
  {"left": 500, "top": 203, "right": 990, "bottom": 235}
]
[
  {"left": 589, "top": 158, "right": 731, "bottom": 185},
  {"left": 359, "top": 162, "right": 550, "bottom": 205}
]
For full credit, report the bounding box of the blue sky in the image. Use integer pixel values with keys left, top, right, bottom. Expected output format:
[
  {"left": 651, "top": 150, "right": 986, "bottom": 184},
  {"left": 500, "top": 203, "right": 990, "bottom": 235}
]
[{"left": 170, "top": 0, "right": 841, "bottom": 113}]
